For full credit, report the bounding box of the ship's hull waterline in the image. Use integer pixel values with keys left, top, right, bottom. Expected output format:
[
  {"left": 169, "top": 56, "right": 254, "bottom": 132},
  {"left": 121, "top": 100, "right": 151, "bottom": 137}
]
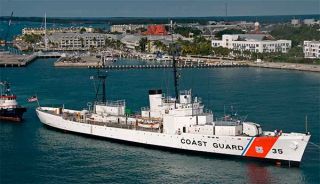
[
  {"left": 0, "top": 107, "right": 27, "bottom": 122},
  {"left": 36, "top": 107, "right": 310, "bottom": 167}
]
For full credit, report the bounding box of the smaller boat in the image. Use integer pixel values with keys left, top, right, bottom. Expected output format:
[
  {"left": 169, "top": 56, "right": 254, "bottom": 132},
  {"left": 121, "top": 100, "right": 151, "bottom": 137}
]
[
  {"left": 98, "top": 51, "right": 117, "bottom": 64},
  {"left": 138, "top": 122, "right": 160, "bottom": 129},
  {"left": 0, "top": 81, "right": 27, "bottom": 122}
]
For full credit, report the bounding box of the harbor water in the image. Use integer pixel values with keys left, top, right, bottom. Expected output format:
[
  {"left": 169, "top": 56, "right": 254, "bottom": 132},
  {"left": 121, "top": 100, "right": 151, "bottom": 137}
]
[{"left": 0, "top": 58, "right": 319, "bottom": 183}]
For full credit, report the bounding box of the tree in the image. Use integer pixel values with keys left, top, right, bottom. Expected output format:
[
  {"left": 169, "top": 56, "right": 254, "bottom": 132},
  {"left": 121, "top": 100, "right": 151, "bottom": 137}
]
[
  {"left": 79, "top": 37, "right": 84, "bottom": 47},
  {"left": 94, "top": 28, "right": 104, "bottom": 33},
  {"left": 153, "top": 40, "right": 167, "bottom": 52},
  {"left": 212, "top": 47, "right": 230, "bottom": 57},
  {"left": 174, "top": 26, "right": 202, "bottom": 37},
  {"left": 80, "top": 28, "right": 86, "bottom": 34},
  {"left": 287, "top": 47, "right": 304, "bottom": 58},
  {"left": 270, "top": 25, "right": 320, "bottom": 47},
  {"left": 139, "top": 37, "right": 148, "bottom": 52},
  {"left": 176, "top": 36, "right": 212, "bottom": 56},
  {"left": 21, "top": 33, "right": 42, "bottom": 44}
]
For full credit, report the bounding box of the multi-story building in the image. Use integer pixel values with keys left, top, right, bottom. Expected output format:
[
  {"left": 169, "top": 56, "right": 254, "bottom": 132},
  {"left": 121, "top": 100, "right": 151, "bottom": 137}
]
[
  {"left": 110, "top": 24, "right": 145, "bottom": 33},
  {"left": 22, "top": 27, "right": 94, "bottom": 35},
  {"left": 303, "top": 19, "right": 316, "bottom": 26},
  {"left": 120, "top": 34, "right": 186, "bottom": 50},
  {"left": 212, "top": 34, "right": 291, "bottom": 53},
  {"left": 48, "top": 33, "right": 106, "bottom": 49},
  {"left": 291, "top": 19, "right": 301, "bottom": 27},
  {"left": 303, "top": 41, "right": 320, "bottom": 59}
]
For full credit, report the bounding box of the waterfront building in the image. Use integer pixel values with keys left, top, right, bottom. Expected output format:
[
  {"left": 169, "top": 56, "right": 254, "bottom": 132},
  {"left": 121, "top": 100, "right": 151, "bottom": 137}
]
[
  {"left": 211, "top": 34, "right": 291, "bottom": 53},
  {"left": 22, "top": 27, "right": 90, "bottom": 35},
  {"left": 303, "top": 41, "right": 320, "bottom": 59},
  {"left": 48, "top": 33, "right": 106, "bottom": 49},
  {"left": 120, "top": 35, "right": 141, "bottom": 49},
  {"left": 120, "top": 34, "right": 186, "bottom": 51}
]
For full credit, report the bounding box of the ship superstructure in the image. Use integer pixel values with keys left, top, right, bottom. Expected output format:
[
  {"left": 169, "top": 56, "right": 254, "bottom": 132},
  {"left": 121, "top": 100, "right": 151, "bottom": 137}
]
[{"left": 0, "top": 81, "right": 27, "bottom": 122}]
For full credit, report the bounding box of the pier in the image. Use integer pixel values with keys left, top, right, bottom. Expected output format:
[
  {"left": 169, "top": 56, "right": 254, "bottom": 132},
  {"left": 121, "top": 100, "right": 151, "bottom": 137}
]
[
  {"left": 0, "top": 53, "right": 37, "bottom": 67},
  {"left": 87, "top": 63, "right": 248, "bottom": 70},
  {"left": 0, "top": 52, "right": 62, "bottom": 67}
]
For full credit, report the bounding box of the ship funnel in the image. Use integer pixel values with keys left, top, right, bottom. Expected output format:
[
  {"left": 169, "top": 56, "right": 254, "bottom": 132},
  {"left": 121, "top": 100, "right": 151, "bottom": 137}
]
[{"left": 149, "top": 89, "right": 162, "bottom": 112}]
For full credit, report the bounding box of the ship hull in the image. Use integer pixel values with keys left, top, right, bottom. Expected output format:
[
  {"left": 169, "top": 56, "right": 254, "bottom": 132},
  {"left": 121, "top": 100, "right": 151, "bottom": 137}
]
[
  {"left": 36, "top": 108, "right": 310, "bottom": 166},
  {"left": 0, "top": 107, "right": 27, "bottom": 122}
]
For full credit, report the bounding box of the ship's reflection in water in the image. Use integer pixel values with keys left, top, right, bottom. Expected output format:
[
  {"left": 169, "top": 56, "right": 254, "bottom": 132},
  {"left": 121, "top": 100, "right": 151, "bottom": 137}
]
[{"left": 246, "top": 163, "right": 305, "bottom": 184}]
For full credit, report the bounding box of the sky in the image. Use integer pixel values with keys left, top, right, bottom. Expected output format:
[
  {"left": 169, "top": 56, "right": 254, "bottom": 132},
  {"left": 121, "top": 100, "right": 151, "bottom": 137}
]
[{"left": 0, "top": 0, "right": 319, "bottom": 17}]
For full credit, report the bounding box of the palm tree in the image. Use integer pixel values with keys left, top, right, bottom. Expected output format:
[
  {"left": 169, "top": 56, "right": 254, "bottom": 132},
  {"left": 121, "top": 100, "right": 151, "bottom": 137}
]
[
  {"left": 153, "top": 40, "right": 167, "bottom": 52},
  {"left": 139, "top": 37, "right": 148, "bottom": 52},
  {"left": 93, "top": 37, "right": 97, "bottom": 47},
  {"left": 79, "top": 37, "right": 84, "bottom": 48}
]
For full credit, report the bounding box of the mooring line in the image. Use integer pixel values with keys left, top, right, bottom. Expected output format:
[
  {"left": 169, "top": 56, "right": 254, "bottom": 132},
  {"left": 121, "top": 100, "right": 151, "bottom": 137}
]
[{"left": 309, "top": 142, "right": 320, "bottom": 149}]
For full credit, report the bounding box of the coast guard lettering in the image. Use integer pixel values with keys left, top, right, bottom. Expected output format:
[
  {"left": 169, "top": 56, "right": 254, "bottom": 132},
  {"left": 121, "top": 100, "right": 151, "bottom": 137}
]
[{"left": 181, "top": 138, "right": 243, "bottom": 150}]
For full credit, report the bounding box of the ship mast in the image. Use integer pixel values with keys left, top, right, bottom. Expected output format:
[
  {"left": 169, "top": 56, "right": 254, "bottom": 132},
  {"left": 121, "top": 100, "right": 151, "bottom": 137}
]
[
  {"left": 170, "top": 20, "right": 179, "bottom": 102},
  {"left": 94, "top": 61, "right": 107, "bottom": 103}
]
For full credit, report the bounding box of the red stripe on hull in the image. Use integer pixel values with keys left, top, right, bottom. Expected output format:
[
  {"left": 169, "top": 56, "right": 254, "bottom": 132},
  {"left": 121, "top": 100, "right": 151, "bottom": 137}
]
[{"left": 245, "top": 136, "right": 279, "bottom": 158}]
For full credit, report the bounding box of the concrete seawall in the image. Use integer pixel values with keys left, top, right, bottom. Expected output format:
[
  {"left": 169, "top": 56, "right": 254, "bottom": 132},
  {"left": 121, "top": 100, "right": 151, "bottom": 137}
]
[{"left": 248, "top": 62, "right": 320, "bottom": 73}]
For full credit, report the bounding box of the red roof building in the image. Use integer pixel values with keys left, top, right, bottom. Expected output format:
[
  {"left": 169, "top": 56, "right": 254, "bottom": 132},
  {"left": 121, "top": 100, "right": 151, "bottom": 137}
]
[{"left": 144, "top": 25, "right": 167, "bottom": 35}]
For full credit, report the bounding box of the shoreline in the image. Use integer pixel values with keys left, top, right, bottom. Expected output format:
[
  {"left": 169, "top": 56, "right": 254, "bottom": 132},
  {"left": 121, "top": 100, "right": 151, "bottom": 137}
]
[
  {"left": 247, "top": 62, "right": 320, "bottom": 73},
  {"left": 1, "top": 51, "right": 319, "bottom": 73}
]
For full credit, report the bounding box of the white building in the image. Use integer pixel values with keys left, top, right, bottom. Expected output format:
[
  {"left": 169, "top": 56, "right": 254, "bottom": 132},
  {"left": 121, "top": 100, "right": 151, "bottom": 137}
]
[
  {"left": 303, "top": 19, "right": 316, "bottom": 26},
  {"left": 212, "top": 34, "right": 291, "bottom": 53},
  {"left": 303, "top": 41, "right": 320, "bottom": 59},
  {"left": 120, "top": 35, "right": 141, "bottom": 49},
  {"left": 22, "top": 27, "right": 93, "bottom": 35},
  {"left": 291, "top": 19, "right": 300, "bottom": 26},
  {"left": 48, "top": 33, "right": 106, "bottom": 49},
  {"left": 120, "top": 34, "right": 187, "bottom": 50},
  {"left": 111, "top": 24, "right": 145, "bottom": 33}
]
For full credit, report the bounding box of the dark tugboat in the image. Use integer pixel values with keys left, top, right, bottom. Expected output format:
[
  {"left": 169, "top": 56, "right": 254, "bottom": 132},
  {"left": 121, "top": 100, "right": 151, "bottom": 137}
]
[{"left": 0, "top": 81, "right": 27, "bottom": 122}]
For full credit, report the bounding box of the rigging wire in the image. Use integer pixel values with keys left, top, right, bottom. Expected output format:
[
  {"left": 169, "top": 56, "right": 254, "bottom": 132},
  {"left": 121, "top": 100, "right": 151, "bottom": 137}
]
[{"left": 309, "top": 142, "right": 320, "bottom": 149}]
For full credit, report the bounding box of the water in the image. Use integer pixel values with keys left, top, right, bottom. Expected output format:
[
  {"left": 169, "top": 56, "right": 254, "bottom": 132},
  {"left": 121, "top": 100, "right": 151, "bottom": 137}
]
[{"left": 0, "top": 59, "right": 319, "bottom": 183}]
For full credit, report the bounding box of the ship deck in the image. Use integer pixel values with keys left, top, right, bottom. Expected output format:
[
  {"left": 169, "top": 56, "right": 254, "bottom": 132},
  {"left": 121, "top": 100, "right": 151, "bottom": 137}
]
[
  {"left": 41, "top": 109, "right": 162, "bottom": 133},
  {"left": 38, "top": 108, "right": 307, "bottom": 138}
]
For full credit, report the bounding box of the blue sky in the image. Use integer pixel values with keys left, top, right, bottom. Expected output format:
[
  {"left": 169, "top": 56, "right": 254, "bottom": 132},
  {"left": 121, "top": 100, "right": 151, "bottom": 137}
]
[{"left": 0, "top": 0, "right": 319, "bottom": 17}]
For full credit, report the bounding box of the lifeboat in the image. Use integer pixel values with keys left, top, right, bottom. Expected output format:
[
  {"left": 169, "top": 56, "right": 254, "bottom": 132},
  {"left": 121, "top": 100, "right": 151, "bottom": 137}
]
[{"left": 138, "top": 122, "right": 160, "bottom": 129}]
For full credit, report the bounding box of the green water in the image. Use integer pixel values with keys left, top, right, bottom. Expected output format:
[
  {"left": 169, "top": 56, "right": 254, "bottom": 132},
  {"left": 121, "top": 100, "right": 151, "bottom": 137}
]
[{"left": 0, "top": 58, "right": 319, "bottom": 183}]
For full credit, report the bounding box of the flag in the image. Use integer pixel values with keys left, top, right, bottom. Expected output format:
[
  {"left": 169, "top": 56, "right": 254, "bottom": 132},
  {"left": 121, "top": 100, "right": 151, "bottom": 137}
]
[{"left": 28, "top": 96, "right": 38, "bottom": 102}]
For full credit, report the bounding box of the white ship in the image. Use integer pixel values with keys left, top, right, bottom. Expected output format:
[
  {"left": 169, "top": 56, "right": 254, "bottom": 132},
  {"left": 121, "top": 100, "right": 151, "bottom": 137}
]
[
  {"left": 36, "top": 70, "right": 311, "bottom": 167},
  {"left": 36, "top": 26, "right": 310, "bottom": 167}
]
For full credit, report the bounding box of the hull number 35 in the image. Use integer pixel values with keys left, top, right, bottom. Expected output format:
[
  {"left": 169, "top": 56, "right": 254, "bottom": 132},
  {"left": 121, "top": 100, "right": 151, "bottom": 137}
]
[{"left": 272, "top": 149, "right": 283, "bottom": 154}]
